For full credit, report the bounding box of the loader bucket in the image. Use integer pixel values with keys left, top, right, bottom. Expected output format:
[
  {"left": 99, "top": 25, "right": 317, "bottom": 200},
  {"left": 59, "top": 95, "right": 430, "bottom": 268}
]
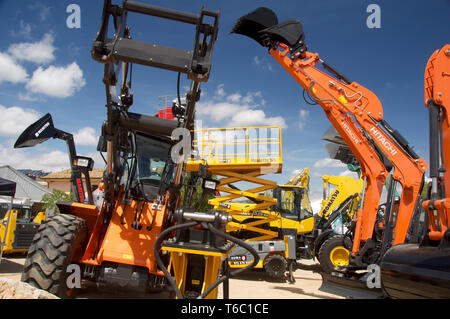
[
  {"left": 380, "top": 243, "right": 450, "bottom": 298},
  {"left": 14, "top": 113, "right": 56, "bottom": 148},
  {"left": 230, "top": 7, "right": 278, "bottom": 46}
]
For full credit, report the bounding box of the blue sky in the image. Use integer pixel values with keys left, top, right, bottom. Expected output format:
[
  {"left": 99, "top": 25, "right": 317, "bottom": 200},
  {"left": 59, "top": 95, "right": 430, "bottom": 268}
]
[{"left": 0, "top": 0, "right": 449, "bottom": 212}]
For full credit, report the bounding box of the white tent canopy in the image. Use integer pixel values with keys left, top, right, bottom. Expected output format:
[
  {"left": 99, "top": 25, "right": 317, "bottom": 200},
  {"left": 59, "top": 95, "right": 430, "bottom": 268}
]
[{"left": 0, "top": 166, "right": 51, "bottom": 203}]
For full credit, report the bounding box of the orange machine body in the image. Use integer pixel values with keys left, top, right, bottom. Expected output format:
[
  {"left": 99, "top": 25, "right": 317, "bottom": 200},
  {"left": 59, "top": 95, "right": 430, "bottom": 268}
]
[
  {"left": 63, "top": 191, "right": 171, "bottom": 278},
  {"left": 423, "top": 44, "right": 450, "bottom": 241}
]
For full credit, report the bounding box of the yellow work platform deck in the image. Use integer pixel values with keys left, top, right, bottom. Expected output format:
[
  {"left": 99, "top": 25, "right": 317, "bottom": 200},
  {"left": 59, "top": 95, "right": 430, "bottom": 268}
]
[{"left": 186, "top": 126, "right": 282, "bottom": 174}]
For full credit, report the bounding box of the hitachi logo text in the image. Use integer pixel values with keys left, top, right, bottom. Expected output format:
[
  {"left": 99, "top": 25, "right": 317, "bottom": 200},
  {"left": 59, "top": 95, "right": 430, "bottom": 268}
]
[
  {"left": 342, "top": 121, "right": 360, "bottom": 144},
  {"left": 369, "top": 126, "right": 398, "bottom": 156}
]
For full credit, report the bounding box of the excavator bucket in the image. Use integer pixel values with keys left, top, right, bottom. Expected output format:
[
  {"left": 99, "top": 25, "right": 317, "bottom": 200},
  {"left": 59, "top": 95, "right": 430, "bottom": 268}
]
[
  {"left": 324, "top": 143, "right": 358, "bottom": 167},
  {"left": 232, "top": 7, "right": 306, "bottom": 54},
  {"left": 14, "top": 113, "right": 56, "bottom": 148},
  {"left": 230, "top": 7, "right": 278, "bottom": 46},
  {"left": 322, "top": 125, "right": 345, "bottom": 145},
  {"left": 380, "top": 243, "right": 450, "bottom": 298}
]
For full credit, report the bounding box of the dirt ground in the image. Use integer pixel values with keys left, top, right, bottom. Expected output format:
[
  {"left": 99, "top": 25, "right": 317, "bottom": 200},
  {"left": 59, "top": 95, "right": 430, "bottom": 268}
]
[{"left": 0, "top": 254, "right": 377, "bottom": 299}]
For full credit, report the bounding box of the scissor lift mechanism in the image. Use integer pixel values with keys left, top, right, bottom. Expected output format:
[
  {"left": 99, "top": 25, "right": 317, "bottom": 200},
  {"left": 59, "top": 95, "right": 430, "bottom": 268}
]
[{"left": 186, "top": 126, "right": 282, "bottom": 242}]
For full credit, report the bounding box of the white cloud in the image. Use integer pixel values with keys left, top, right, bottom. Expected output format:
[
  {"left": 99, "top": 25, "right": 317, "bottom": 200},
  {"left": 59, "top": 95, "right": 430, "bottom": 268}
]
[
  {"left": 28, "top": 2, "right": 51, "bottom": 22},
  {"left": 216, "top": 84, "right": 225, "bottom": 97},
  {"left": 253, "top": 56, "right": 273, "bottom": 71},
  {"left": 311, "top": 198, "right": 323, "bottom": 215},
  {"left": 197, "top": 84, "right": 286, "bottom": 129},
  {"left": 338, "top": 169, "right": 359, "bottom": 179},
  {"left": 298, "top": 109, "right": 309, "bottom": 130},
  {"left": 0, "top": 144, "right": 69, "bottom": 173},
  {"left": 10, "top": 20, "right": 32, "bottom": 38},
  {"left": 229, "top": 109, "right": 287, "bottom": 128},
  {"left": 227, "top": 93, "right": 242, "bottom": 103},
  {"left": 313, "top": 158, "right": 347, "bottom": 168},
  {"left": 0, "top": 105, "right": 41, "bottom": 137},
  {"left": 26, "top": 62, "right": 86, "bottom": 98},
  {"left": 17, "top": 92, "right": 45, "bottom": 102},
  {"left": 0, "top": 53, "right": 28, "bottom": 84},
  {"left": 74, "top": 127, "right": 98, "bottom": 146},
  {"left": 8, "top": 33, "right": 56, "bottom": 64}
]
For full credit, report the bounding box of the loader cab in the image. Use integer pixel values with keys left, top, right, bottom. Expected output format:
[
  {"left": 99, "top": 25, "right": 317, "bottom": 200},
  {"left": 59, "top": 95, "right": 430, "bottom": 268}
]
[
  {"left": 273, "top": 185, "right": 313, "bottom": 221},
  {"left": 126, "top": 132, "right": 173, "bottom": 201},
  {"left": 0, "top": 203, "right": 42, "bottom": 253}
]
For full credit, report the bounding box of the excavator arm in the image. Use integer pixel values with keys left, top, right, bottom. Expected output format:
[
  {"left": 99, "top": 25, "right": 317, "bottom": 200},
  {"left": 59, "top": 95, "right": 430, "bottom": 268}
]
[
  {"left": 231, "top": 8, "right": 428, "bottom": 263},
  {"left": 423, "top": 44, "right": 450, "bottom": 241}
]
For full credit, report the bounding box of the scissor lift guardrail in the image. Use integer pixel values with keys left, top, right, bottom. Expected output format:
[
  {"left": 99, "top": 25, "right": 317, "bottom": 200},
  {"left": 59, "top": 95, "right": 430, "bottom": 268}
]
[{"left": 186, "top": 126, "right": 283, "bottom": 241}]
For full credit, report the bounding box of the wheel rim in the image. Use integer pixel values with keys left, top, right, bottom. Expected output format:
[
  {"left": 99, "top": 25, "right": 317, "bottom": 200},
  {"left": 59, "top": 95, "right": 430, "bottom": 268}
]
[{"left": 330, "top": 246, "right": 349, "bottom": 267}]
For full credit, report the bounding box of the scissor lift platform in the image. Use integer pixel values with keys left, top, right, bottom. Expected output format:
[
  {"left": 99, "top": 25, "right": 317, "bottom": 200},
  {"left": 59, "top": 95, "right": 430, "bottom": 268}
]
[{"left": 186, "top": 126, "right": 283, "bottom": 240}]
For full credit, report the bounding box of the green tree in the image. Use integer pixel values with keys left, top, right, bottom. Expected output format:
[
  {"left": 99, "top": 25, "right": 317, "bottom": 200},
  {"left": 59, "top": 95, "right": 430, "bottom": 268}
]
[
  {"left": 181, "top": 173, "right": 217, "bottom": 212},
  {"left": 41, "top": 190, "right": 74, "bottom": 214}
]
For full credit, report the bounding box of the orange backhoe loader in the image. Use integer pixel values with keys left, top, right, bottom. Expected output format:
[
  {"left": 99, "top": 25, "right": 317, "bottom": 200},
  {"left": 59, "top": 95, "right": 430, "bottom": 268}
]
[
  {"left": 231, "top": 8, "right": 428, "bottom": 274},
  {"left": 14, "top": 1, "right": 260, "bottom": 299}
]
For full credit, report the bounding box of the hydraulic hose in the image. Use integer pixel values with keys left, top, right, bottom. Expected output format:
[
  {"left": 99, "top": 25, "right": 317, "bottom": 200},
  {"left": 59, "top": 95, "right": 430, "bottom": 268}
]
[
  {"left": 154, "top": 217, "right": 260, "bottom": 299},
  {"left": 153, "top": 220, "right": 199, "bottom": 299},
  {"left": 197, "top": 222, "right": 260, "bottom": 299}
]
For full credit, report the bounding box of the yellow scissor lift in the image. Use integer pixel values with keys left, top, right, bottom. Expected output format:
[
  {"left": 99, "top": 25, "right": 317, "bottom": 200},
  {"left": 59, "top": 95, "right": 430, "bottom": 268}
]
[{"left": 185, "top": 126, "right": 297, "bottom": 276}]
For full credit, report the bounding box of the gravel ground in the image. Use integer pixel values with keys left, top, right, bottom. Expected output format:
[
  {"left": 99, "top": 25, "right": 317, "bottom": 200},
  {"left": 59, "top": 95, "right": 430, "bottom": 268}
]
[{"left": 1, "top": 255, "right": 375, "bottom": 299}]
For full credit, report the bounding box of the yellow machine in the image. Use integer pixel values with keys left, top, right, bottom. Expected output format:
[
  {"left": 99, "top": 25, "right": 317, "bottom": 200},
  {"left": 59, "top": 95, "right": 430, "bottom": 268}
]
[
  {"left": 185, "top": 124, "right": 365, "bottom": 279},
  {"left": 185, "top": 126, "right": 290, "bottom": 278},
  {"left": 313, "top": 175, "right": 363, "bottom": 273},
  {"left": 0, "top": 203, "right": 46, "bottom": 255},
  {"left": 224, "top": 171, "right": 363, "bottom": 278}
]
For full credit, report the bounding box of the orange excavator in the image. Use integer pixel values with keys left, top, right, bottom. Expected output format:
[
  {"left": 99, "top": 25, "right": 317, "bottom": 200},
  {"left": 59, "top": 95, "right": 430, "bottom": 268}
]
[
  {"left": 381, "top": 44, "right": 450, "bottom": 298},
  {"left": 231, "top": 7, "right": 427, "bottom": 269},
  {"left": 229, "top": 8, "right": 448, "bottom": 297}
]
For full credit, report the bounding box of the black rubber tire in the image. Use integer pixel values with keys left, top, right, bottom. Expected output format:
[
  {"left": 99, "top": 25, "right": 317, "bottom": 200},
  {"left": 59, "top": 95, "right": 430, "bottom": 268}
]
[
  {"left": 21, "top": 214, "right": 88, "bottom": 298},
  {"left": 318, "top": 235, "right": 349, "bottom": 274},
  {"left": 264, "top": 254, "right": 287, "bottom": 278}
]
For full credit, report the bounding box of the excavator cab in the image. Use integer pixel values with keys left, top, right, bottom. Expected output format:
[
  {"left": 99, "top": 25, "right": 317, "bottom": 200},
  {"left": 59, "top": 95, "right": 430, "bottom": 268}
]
[{"left": 274, "top": 185, "right": 312, "bottom": 222}]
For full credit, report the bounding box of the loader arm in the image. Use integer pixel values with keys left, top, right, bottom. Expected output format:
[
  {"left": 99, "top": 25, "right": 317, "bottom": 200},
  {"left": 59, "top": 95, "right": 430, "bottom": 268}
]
[
  {"left": 231, "top": 8, "right": 428, "bottom": 261},
  {"left": 318, "top": 175, "right": 363, "bottom": 222}
]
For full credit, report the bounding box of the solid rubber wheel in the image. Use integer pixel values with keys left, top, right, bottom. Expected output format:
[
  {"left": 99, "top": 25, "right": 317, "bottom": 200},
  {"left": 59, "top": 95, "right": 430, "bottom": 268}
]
[
  {"left": 318, "top": 235, "right": 350, "bottom": 274},
  {"left": 264, "top": 254, "right": 287, "bottom": 278},
  {"left": 21, "top": 214, "right": 87, "bottom": 298}
]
